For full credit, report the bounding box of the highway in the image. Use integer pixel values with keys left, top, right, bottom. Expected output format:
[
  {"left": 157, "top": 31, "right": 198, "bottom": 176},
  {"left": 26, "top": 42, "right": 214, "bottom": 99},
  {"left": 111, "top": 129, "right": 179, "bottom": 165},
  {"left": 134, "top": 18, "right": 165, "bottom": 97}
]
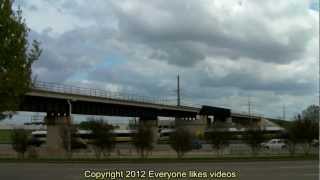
[{"left": 0, "top": 160, "right": 318, "bottom": 180}]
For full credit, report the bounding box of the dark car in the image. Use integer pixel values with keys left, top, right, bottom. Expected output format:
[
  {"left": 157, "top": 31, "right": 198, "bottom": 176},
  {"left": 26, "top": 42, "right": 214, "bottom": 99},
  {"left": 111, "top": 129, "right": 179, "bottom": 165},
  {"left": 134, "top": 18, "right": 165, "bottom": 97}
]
[
  {"left": 28, "top": 137, "right": 44, "bottom": 147},
  {"left": 191, "top": 140, "right": 202, "bottom": 149}
]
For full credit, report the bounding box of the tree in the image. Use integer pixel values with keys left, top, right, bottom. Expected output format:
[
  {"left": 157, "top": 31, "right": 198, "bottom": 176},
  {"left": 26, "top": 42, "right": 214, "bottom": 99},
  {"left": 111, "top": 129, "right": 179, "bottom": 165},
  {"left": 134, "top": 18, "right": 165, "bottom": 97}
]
[
  {"left": 206, "top": 127, "right": 231, "bottom": 156},
  {"left": 243, "top": 126, "right": 266, "bottom": 156},
  {"left": 78, "top": 120, "right": 96, "bottom": 130},
  {"left": 169, "top": 128, "right": 193, "bottom": 159},
  {"left": 285, "top": 105, "right": 319, "bottom": 156},
  {"left": 301, "top": 105, "right": 319, "bottom": 141},
  {"left": 11, "top": 128, "right": 29, "bottom": 158},
  {"left": 0, "top": 0, "right": 42, "bottom": 119},
  {"left": 133, "top": 124, "right": 154, "bottom": 158},
  {"left": 286, "top": 120, "right": 300, "bottom": 156},
  {"left": 294, "top": 115, "right": 316, "bottom": 155},
  {"left": 86, "top": 120, "right": 115, "bottom": 159},
  {"left": 302, "top": 105, "right": 319, "bottom": 123}
]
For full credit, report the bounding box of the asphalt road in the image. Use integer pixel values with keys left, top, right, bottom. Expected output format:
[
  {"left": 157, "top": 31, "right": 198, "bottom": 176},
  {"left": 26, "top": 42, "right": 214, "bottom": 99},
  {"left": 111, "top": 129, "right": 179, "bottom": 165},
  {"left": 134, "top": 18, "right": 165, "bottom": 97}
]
[{"left": 0, "top": 160, "right": 318, "bottom": 180}]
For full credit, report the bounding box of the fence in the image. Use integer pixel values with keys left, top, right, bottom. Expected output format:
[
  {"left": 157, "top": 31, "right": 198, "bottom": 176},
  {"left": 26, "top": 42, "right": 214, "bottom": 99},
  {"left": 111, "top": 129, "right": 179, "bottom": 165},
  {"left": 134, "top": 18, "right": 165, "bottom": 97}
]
[{"left": 32, "top": 81, "right": 182, "bottom": 106}]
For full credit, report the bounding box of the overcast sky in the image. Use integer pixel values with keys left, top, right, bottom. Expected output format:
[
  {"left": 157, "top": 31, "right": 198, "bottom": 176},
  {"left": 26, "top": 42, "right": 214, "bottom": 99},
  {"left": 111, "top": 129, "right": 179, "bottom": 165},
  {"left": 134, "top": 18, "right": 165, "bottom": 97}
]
[{"left": 11, "top": 0, "right": 319, "bottom": 120}]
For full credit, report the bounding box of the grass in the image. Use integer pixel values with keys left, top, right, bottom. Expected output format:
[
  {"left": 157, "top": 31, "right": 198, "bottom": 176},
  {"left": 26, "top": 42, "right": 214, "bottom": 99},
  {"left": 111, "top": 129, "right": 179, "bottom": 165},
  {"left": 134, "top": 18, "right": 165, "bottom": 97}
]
[{"left": 0, "top": 129, "right": 12, "bottom": 144}]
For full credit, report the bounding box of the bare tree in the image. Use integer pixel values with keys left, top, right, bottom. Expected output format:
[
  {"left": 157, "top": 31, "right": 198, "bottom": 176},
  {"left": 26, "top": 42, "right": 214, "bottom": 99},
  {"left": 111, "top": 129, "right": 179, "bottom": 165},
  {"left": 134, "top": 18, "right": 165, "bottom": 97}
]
[
  {"left": 286, "top": 123, "right": 299, "bottom": 156},
  {"left": 284, "top": 106, "right": 319, "bottom": 156},
  {"left": 300, "top": 105, "right": 319, "bottom": 154},
  {"left": 169, "top": 128, "right": 193, "bottom": 159},
  {"left": 133, "top": 124, "right": 154, "bottom": 158},
  {"left": 294, "top": 115, "right": 316, "bottom": 155},
  {"left": 243, "top": 126, "right": 266, "bottom": 156},
  {"left": 206, "top": 126, "right": 231, "bottom": 156}
]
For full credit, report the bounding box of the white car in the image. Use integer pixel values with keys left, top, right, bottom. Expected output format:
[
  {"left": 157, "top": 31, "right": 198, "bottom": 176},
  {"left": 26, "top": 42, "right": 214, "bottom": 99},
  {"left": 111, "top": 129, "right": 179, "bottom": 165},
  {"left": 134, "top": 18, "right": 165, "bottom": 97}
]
[{"left": 261, "top": 139, "right": 287, "bottom": 150}]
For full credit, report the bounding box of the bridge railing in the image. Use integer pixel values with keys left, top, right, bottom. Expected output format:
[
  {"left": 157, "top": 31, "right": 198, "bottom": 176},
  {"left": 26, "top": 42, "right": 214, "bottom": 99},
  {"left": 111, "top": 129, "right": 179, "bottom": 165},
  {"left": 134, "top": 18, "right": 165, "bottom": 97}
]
[
  {"left": 32, "top": 81, "right": 182, "bottom": 106},
  {"left": 231, "top": 110, "right": 263, "bottom": 118}
]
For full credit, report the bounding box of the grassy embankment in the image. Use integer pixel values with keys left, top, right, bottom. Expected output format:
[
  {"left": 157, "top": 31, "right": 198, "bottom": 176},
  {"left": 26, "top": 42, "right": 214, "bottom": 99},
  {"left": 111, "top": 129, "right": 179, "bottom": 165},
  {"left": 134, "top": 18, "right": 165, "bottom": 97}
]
[{"left": 0, "top": 130, "right": 12, "bottom": 144}]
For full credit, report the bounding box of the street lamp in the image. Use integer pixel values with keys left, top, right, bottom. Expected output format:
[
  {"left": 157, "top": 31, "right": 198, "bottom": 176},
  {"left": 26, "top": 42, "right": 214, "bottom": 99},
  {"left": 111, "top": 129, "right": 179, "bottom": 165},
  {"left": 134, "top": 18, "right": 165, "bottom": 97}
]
[{"left": 67, "top": 99, "right": 75, "bottom": 155}]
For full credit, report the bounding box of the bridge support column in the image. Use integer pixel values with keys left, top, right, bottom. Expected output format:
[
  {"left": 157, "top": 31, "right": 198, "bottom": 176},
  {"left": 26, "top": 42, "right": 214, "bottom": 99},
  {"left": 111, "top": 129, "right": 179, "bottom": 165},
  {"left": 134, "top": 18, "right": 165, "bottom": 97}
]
[
  {"left": 226, "top": 117, "right": 232, "bottom": 123},
  {"left": 175, "top": 116, "right": 206, "bottom": 138},
  {"left": 214, "top": 116, "right": 229, "bottom": 122},
  {"left": 139, "top": 117, "right": 159, "bottom": 143},
  {"left": 45, "top": 113, "right": 71, "bottom": 156}
]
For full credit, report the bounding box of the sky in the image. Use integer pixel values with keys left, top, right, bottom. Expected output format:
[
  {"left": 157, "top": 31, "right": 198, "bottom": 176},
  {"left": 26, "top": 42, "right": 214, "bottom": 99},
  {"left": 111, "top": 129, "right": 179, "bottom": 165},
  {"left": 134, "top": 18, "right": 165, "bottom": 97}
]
[{"left": 6, "top": 0, "right": 319, "bottom": 123}]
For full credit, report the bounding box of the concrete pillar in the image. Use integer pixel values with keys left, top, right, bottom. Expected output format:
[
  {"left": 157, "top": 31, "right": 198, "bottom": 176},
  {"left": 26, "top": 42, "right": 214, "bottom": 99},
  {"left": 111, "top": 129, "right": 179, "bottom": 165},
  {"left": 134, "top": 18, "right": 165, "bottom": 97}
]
[
  {"left": 45, "top": 114, "right": 71, "bottom": 155},
  {"left": 139, "top": 117, "right": 159, "bottom": 143},
  {"left": 226, "top": 117, "right": 232, "bottom": 123},
  {"left": 175, "top": 116, "right": 206, "bottom": 138}
]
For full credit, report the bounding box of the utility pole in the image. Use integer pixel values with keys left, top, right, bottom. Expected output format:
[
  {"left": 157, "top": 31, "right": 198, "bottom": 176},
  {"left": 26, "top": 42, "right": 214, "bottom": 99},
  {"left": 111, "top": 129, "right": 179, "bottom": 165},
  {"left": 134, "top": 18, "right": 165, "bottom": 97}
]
[
  {"left": 177, "top": 74, "right": 181, "bottom": 106},
  {"left": 248, "top": 96, "right": 252, "bottom": 124},
  {"left": 282, "top": 104, "right": 286, "bottom": 121},
  {"left": 67, "top": 100, "right": 72, "bottom": 156}
]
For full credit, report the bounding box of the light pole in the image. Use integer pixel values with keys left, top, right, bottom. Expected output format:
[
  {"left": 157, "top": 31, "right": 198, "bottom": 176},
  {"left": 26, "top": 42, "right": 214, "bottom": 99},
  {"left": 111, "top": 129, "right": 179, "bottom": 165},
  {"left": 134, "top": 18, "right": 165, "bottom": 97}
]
[
  {"left": 177, "top": 74, "right": 181, "bottom": 106},
  {"left": 282, "top": 104, "right": 286, "bottom": 121},
  {"left": 67, "top": 100, "right": 72, "bottom": 155},
  {"left": 248, "top": 96, "right": 252, "bottom": 124}
]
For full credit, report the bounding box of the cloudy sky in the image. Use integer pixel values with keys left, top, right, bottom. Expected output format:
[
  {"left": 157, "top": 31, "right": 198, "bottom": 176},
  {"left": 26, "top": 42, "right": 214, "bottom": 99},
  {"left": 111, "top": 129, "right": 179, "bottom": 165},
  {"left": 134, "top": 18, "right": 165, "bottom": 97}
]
[{"left": 12, "top": 0, "right": 319, "bottom": 120}]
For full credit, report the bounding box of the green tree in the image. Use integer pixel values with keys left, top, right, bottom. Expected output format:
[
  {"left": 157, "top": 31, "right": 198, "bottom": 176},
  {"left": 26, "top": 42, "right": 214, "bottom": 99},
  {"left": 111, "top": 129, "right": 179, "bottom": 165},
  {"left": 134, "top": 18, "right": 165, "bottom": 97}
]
[
  {"left": 133, "top": 124, "right": 154, "bottom": 158},
  {"left": 169, "top": 128, "right": 193, "bottom": 159},
  {"left": 11, "top": 128, "right": 30, "bottom": 158},
  {"left": 86, "top": 120, "right": 115, "bottom": 159},
  {"left": 0, "top": 0, "right": 42, "bottom": 119},
  {"left": 78, "top": 120, "right": 95, "bottom": 130}
]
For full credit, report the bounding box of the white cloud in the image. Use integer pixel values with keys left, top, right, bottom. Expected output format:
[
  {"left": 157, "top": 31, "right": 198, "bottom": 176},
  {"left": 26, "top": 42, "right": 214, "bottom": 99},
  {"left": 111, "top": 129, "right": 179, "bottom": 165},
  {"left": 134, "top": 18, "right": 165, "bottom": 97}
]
[{"left": 16, "top": 0, "right": 319, "bottom": 119}]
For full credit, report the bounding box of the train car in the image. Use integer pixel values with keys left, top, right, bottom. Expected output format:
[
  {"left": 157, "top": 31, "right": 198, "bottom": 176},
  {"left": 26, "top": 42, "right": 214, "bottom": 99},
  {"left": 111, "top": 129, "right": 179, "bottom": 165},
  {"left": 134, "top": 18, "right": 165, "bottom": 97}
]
[
  {"left": 30, "top": 129, "right": 138, "bottom": 146},
  {"left": 113, "top": 129, "right": 136, "bottom": 142},
  {"left": 77, "top": 129, "right": 137, "bottom": 143}
]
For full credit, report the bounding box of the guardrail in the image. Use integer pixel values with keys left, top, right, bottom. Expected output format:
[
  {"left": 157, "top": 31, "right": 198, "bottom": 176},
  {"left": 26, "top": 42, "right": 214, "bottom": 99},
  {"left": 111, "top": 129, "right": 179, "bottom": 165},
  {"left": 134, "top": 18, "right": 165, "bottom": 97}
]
[
  {"left": 231, "top": 110, "right": 263, "bottom": 118},
  {"left": 31, "top": 81, "right": 189, "bottom": 106}
]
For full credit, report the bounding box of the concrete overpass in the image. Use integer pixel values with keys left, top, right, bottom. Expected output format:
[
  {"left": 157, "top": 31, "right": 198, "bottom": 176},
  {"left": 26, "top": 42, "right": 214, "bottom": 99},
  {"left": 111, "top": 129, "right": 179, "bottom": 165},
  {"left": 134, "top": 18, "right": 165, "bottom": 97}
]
[
  {"left": 20, "top": 81, "right": 238, "bottom": 119},
  {"left": 19, "top": 81, "right": 268, "bottom": 128},
  {"left": 18, "top": 81, "right": 265, "bottom": 153}
]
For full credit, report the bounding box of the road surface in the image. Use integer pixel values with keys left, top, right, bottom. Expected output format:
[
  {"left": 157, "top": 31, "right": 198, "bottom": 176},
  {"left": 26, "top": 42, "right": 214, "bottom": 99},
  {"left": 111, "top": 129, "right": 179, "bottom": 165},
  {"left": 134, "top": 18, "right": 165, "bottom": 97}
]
[{"left": 0, "top": 160, "right": 318, "bottom": 180}]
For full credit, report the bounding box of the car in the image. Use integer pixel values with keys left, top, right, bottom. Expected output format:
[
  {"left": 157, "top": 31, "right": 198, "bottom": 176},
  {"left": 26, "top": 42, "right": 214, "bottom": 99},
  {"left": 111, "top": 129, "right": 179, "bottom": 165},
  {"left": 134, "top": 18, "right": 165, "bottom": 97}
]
[
  {"left": 261, "top": 139, "right": 287, "bottom": 150},
  {"left": 191, "top": 140, "right": 202, "bottom": 150},
  {"left": 28, "top": 137, "right": 44, "bottom": 147}
]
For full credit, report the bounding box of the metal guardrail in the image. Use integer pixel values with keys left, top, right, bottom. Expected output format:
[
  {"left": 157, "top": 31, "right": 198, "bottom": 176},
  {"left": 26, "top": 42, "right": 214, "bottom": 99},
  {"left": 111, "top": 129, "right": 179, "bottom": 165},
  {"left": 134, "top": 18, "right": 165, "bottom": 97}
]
[
  {"left": 30, "top": 81, "right": 267, "bottom": 117},
  {"left": 31, "top": 81, "right": 185, "bottom": 106},
  {"left": 231, "top": 110, "right": 263, "bottom": 118}
]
